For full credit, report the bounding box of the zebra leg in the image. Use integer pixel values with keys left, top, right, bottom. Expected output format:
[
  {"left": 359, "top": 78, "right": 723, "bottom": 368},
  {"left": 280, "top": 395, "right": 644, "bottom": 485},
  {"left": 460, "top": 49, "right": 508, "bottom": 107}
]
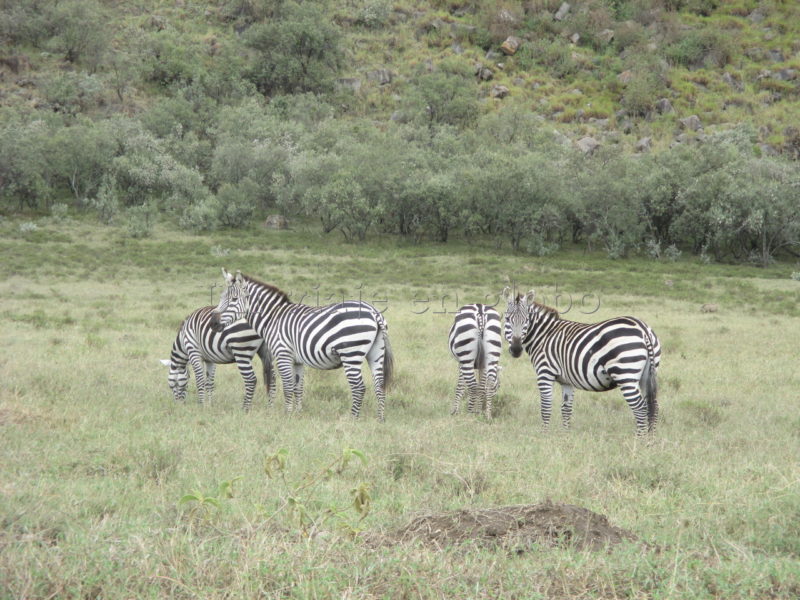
[
  {"left": 366, "top": 343, "right": 387, "bottom": 423},
  {"left": 537, "top": 377, "right": 555, "bottom": 430},
  {"left": 204, "top": 362, "right": 216, "bottom": 404},
  {"left": 343, "top": 362, "right": 367, "bottom": 420},
  {"left": 293, "top": 364, "right": 305, "bottom": 413},
  {"left": 275, "top": 355, "right": 296, "bottom": 414},
  {"left": 257, "top": 343, "right": 276, "bottom": 407},
  {"left": 619, "top": 382, "right": 649, "bottom": 436},
  {"left": 463, "top": 366, "right": 480, "bottom": 414},
  {"left": 188, "top": 352, "right": 206, "bottom": 404},
  {"left": 451, "top": 368, "right": 466, "bottom": 415},
  {"left": 561, "top": 384, "right": 575, "bottom": 429},
  {"left": 234, "top": 355, "right": 257, "bottom": 412},
  {"left": 484, "top": 368, "right": 498, "bottom": 421}
]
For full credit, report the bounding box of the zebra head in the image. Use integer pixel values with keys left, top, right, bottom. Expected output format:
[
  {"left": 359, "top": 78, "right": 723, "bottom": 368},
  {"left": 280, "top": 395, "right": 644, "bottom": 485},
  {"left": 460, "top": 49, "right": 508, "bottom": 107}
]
[
  {"left": 160, "top": 358, "right": 188, "bottom": 402},
  {"left": 211, "top": 268, "right": 249, "bottom": 332},
  {"left": 503, "top": 286, "right": 535, "bottom": 358}
]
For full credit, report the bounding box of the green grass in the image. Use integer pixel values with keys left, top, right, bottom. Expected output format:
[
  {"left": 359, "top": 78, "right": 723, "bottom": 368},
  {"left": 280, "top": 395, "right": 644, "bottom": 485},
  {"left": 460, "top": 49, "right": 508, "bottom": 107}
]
[{"left": 1, "top": 218, "right": 799, "bottom": 598}]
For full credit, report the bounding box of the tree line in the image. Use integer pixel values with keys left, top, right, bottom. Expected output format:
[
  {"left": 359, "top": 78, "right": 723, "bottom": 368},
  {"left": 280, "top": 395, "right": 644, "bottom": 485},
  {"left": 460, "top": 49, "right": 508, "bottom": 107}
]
[{"left": 1, "top": 0, "right": 798, "bottom": 266}]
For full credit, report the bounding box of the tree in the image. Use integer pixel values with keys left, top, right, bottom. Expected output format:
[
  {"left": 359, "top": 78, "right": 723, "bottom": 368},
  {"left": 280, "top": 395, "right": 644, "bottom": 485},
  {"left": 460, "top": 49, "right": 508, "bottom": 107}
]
[
  {"left": 404, "top": 61, "right": 479, "bottom": 130},
  {"left": 244, "top": 2, "right": 344, "bottom": 96}
]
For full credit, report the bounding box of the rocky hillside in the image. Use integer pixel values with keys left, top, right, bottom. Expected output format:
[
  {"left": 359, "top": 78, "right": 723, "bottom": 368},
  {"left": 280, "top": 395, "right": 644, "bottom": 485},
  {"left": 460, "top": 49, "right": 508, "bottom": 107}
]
[{"left": 1, "top": 1, "right": 798, "bottom": 157}]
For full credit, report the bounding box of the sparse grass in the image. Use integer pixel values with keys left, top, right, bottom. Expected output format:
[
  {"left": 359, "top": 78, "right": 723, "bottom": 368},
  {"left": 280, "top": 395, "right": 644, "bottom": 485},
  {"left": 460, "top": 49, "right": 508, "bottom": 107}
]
[{"left": 1, "top": 218, "right": 799, "bottom": 598}]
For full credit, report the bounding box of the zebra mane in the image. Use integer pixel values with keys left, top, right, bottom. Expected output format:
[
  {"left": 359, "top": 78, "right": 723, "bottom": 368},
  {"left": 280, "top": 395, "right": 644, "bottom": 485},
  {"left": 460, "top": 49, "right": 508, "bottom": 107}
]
[
  {"left": 242, "top": 274, "right": 292, "bottom": 304},
  {"left": 532, "top": 301, "right": 560, "bottom": 319}
]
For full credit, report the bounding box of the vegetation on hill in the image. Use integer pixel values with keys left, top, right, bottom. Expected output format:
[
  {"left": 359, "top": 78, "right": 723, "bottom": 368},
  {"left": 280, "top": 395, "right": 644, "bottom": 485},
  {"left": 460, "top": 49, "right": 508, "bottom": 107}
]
[{"left": 1, "top": 0, "right": 799, "bottom": 265}]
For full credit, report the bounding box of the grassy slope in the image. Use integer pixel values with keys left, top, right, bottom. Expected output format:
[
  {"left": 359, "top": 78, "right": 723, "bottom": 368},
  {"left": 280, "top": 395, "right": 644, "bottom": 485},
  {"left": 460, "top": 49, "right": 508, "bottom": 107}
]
[
  {"left": 1, "top": 218, "right": 799, "bottom": 598},
  {"left": 2, "top": 1, "right": 799, "bottom": 153}
]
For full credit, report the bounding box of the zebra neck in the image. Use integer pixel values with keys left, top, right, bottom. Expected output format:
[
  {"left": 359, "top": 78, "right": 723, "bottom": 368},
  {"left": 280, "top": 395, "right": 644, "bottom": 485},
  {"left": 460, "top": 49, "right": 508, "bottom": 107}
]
[
  {"left": 247, "top": 286, "right": 292, "bottom": 319},
  {"left": 526, "top": 311, "right": 561, "bottom": 346}
]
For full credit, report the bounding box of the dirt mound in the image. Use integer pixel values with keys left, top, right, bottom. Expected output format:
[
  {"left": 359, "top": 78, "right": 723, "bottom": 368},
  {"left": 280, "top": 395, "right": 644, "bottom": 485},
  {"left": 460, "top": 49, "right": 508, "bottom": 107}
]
[{"left": 383, "top": 501, "right": 639, "bottom": 552}]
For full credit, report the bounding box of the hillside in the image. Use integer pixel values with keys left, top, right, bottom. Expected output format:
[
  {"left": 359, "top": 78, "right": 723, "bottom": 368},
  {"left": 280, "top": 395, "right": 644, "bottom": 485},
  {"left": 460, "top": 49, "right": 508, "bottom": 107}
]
[
  {"left": 3, "top": 1, "right": 798, "bottom": 152},
  {"left": 1, "top": 0, "right": 799, "bottom": 264}
]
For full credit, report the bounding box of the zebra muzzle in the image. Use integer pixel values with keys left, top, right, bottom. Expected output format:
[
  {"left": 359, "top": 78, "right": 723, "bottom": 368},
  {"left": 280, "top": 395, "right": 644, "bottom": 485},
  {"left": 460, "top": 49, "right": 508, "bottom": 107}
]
[{"left": 509, "top": 339, "right": 523, "bottom": 358}]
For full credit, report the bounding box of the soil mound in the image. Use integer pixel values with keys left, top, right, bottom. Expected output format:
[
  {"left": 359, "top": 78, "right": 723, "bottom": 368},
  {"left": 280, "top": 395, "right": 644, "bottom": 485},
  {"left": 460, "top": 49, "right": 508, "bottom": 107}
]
[{"left": 384, "top": 500, "right": 638, "bottom": 552}]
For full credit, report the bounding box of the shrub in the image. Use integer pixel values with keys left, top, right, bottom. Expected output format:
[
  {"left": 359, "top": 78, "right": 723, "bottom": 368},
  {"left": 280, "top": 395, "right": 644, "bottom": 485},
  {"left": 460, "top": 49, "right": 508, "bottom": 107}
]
[
  {"left": 244, "top": 2, "right": 344, "bottom": 95},
  {"left": 665, "top": 29, "right": 735, "bottom": 69},
  {"left": 353, "top": 0, "right": 392, "bottom": 28},
  {"left": 46, "top": 0, "right": 109, "bottom": 70},
  {"left": 516, "top": 39, "right": 578, "bottom": 80},
  {"left": 216, "top": 180, "right": 258, "bottom": 228},
  {"left": 122, "top": 203, "right": 156, "bottom": 238},
  {"left": 42, "top": 72, "right": 105, "bottom": 115}
]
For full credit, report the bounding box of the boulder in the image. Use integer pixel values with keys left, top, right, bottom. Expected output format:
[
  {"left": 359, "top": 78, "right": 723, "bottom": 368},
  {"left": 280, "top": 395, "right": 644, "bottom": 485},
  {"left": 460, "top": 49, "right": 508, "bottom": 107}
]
[
  {"left": 554, "top": 2, "right": 570, "bottom": 21},
  {"left": 679, "top": 115, "right": 702, "bottom": 131},
  {"left": 655, "top": 98, "right": 673, "bottom": 114},
  {"left": 490, "top": 85, "right": 510, "bottom": 99},
  {"left": 575, "top": 136, "right": 600, "bottom": 154},
  {"left": 598, "top": 29, "right": 615, "bottom": 44},
  {"left": 500, "top": 36, "right": 522, "bottom": 56},
  {"left": 635, "top": 137, "right": 652, "bottom": 153},
  {"left": 475, "top": 63, "right": 493, "bottom": 81}
]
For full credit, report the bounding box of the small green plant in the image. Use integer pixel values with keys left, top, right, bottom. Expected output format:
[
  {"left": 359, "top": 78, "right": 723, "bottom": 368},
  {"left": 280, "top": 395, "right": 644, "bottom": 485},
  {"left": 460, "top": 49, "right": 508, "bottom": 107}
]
[
  {"left": 179, "top": 476, "right": 242, "bottom": 522},
  {"left": 259, "top": 447, "right": 371, "bottom": 537}
]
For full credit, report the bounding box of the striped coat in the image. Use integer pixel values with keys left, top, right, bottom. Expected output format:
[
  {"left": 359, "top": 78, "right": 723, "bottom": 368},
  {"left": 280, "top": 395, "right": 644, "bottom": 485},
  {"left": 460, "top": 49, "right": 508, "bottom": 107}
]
[
  {"left": 448, "top": 304, "right": 502, "bottom": 419},
  {"left": 503, "top": 287, "right": 661, "bottom": 435}
]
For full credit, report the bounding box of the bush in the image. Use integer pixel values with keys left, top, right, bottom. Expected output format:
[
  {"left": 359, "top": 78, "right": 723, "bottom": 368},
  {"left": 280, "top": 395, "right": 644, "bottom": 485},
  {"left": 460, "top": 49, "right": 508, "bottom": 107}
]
[
  {"left": 404, "top": 62, "right": 480, "bottom": 129},
  {"left": 244, "top": 2, "right": 344, "bottom": 95},
  {"left": 516, "top": 39, "right": 578, "bottom": 80},
  {"left": 180, "top": 196, "right": 222, "bottom": 232},
  {"left": 665, "top": 29, "right": 735, "bottom": 69},
  {"left": 216, "top": 180, "right": 258, "bottom": 228},
  {"left": 46, "top": 0, "right": 109, "bottom": 69},
  {"left": 42, "top": 72, "right": 105, "bottom": 115},
  {"left": 122, "top": 203, "right": 156, "bottom": 238},
  {"left": 353, "top": 0, "right": 392, "bottom": 29}
]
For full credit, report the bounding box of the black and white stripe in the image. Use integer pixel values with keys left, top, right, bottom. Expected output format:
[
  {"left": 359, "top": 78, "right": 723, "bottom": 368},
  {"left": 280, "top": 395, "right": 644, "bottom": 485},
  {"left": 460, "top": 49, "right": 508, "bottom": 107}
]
[
  {"left": 161, "top": 308, "right": 272, "bottom": 410},
  {"left": 448, "top": 304, "right": 502, "bottom": 419},
  {"left": 220, "top": 270, "right": 394, "bottom": 421},
  {"left": 503, "top": 287, "right": 661, "bottom": 435},
  {"left": 162, "top": 271, "right": 273, "bottom": 410}
]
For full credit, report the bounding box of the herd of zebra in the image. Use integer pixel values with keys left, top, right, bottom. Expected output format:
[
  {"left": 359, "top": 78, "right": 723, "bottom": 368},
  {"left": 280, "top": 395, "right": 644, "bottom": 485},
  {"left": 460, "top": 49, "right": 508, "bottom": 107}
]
[{"left": 161, "top": 269, "right": 662, "bottom": 435}]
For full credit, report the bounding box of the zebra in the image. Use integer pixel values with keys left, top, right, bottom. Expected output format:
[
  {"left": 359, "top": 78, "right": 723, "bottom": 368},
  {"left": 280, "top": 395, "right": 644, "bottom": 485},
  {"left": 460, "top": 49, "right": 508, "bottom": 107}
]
[
  {"left": 160, "top": 271, "right": 275, "bottom": 410},
  {"left": 448, "top": 304, "right": 502, "bottom": 419},
  {"left": 502, "top": 286, "right": 661, "bottom": 435},
  {"left": 217, "top": 269, "right": 394, "bottom": 421}
]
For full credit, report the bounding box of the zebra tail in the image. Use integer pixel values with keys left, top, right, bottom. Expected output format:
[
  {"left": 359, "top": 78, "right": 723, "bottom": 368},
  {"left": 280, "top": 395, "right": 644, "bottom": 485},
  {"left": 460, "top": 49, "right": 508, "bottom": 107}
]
[
  {"left": 257, "top": 342, "right": 274, "bottom": 397},
  {"left": 474, "top": 336, "right": 486, "bottom": 372},
  {"left": 382, "top": 329, "right": 394, "bottom": 391},
  {"left": 642, "top": 338, "right": 658, "bottom": 430}
]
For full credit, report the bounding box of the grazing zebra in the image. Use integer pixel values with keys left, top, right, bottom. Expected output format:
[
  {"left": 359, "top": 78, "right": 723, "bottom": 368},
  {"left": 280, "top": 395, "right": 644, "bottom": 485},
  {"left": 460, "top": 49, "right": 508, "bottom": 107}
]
[
  {"left": 218, "top": 269, "right": 393, "bottom": 421},
  {"left": 502, "top": 286, "right": 661, "bottom": 435},
  {"left": 448, "top": 304, "right": 502, "bottom": 419},
  {"left": 161, "top": 271, "right": 274, "bottom": 410}
]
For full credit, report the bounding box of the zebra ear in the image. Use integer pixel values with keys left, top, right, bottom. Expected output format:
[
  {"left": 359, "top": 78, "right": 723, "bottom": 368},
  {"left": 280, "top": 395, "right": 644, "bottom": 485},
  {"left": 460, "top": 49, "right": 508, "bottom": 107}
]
[
  {"left": 502, "top": 286, "right": 513, "bottom": 304},
  {"left": 235, "top": 270, "right": 244, "bottom": 284},
  {"left": 525, "top": 289, "right": 536, "bottom": 305},
  {"left": 159, "top": 359, "right": 171, "bottom": 367},
  {"left": 221, "top": 268, "right": 233, "bottom": 283}
]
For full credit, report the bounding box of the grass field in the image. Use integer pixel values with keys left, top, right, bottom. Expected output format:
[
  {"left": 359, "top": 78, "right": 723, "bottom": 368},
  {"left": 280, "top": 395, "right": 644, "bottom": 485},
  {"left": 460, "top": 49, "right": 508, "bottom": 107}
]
[{"left": 1, "top": 217, "right": 799, "bottom": 599}]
